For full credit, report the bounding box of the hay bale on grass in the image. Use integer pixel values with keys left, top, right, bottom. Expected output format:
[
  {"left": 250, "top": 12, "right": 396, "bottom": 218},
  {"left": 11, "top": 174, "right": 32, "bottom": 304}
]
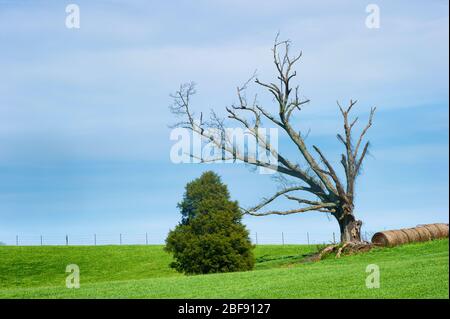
[
  {"left": 420, "top": 223, "right": 448, "bottom": 239},
  {"left": 434, "top": 223, "right": 449, "bottom": 237},
  {"left": 414, "top": 226, "right": 433, "bottom": 242},
  {"left": 371, "top": 230, "right": 408, "bottom": 247},
  {"left": 400, "top": 228, "right": 421, "bottom": 242},
  {"left": 371, "top": 223, "right": 448, "bottom": 247}
]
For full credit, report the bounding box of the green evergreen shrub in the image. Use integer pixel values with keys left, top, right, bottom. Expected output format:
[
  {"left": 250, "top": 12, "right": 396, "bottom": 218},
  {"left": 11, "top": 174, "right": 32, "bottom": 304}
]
[{"left": 165, "top": 171, "right": 255, "bottom": 274}]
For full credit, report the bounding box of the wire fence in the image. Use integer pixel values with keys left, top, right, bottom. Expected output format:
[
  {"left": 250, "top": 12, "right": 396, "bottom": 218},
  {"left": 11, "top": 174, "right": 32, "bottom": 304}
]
[{"left": 0, "top": 231, "right": 377, "bottom": 246}]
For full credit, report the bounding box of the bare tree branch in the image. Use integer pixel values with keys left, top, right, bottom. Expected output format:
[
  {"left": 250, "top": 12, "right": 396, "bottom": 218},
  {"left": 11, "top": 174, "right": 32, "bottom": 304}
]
[
  {"left": 312, "top": 145, "right": 346, "bottom": 198},
  {"left": 245, "top": 186, "right": 317, "bottom": 213},
  {"left": 244, "top": 203, "right": 337, "bottom": 216},
  {"left": 354, "top": 107, "right": 376, "bottom": 159}
]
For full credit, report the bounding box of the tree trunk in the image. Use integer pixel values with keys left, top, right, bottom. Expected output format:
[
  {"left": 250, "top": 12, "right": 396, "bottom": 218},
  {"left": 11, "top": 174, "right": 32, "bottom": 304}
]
[{"left": 338, "top": 214, "right": 362, "bottom": 243}]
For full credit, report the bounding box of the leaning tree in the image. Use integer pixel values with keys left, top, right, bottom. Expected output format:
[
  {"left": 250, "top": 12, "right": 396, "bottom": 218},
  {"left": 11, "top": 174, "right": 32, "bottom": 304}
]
[{"left": 170, "top": 36, "right": 375, "bottom": 243}]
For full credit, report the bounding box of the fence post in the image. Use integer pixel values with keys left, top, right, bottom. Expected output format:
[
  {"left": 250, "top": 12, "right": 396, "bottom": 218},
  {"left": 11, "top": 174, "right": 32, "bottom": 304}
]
[
  {"left": 40, "top": 235, "right": 43, "bottom": 246},
  {"left": 255, "top": 232, "right": 258, "bottom": 246},
  {"left": 120, "top": 233, "right": 122, "bottom": 245},
  {"left": 333, "top": 232, "right": 336, "bottom": 244},
  {"left": 65, "top": 235, "right": 68, "bottom": 246},
  {"left": 307, "top": 232, "right": 310, "bottom": 245},
  {"left": 94, "top": 234, "right": 97, "bottom": 246},
  {"left": 16, "top": 235, "right": 18, "bottom": 246},
  {"left": 145, "top": 232, "right": 148, "bottom": 245},
  {"left": 282, "top": 232, "right": 284, "bottom": 245}
]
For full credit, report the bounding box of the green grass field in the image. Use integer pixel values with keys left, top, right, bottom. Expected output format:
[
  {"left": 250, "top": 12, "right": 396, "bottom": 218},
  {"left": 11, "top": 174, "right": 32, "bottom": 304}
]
[{"left": 0, "top": 239, "right": 448, "bottom": 298}]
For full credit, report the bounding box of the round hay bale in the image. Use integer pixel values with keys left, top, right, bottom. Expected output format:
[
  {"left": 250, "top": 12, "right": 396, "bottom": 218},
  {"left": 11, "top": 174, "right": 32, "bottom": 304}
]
[
  {"left": 414, "top": 226, "right": 432, "bottom": 242},
  {"left": 421, "top": 224, "right": 443, "bottom": 240},
  {"left": 389, "top": 230, "right": 409, "bottom": 245},
  {"left": 372, "top": 223, "right": 448, "bottom": 247},
  {"left": 400, "top": 228, "right": 421, "bottom": 242},
  {"left": 430, "top": 223, "right": 449, "bottom": 238},
  {"left": 372, "top": 230, "right": 408, "bottom": 247},
  {"left": 371, "top": 232, "right": 389, "bottom": 246}
]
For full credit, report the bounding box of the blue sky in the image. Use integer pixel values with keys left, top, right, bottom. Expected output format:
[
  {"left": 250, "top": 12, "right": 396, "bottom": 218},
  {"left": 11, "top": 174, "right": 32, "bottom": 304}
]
[{"left": 0, "top": 0, "right": 448, "bottom": 245}]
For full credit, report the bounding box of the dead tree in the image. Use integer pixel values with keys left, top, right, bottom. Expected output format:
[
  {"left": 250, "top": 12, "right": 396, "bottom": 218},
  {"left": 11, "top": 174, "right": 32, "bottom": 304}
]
[{"left": 170, "top": 36, "right": 375, "bottom": 243}]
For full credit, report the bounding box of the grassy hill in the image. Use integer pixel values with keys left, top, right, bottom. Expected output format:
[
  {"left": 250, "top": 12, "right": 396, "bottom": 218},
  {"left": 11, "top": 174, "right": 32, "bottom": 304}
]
[{"left": 0, "top": 240, "right": 447, "bottom": 298}]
